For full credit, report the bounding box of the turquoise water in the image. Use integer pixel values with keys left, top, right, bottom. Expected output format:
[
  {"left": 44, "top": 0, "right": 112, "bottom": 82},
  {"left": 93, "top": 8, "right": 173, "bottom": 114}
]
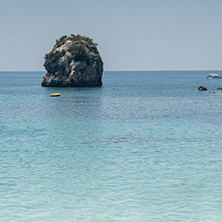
[{"left": 1, "top": 71, "right": 222, "bottom": 221}]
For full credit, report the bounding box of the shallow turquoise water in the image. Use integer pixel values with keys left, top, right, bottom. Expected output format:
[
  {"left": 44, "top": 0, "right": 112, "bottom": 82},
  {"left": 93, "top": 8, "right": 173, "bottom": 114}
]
[{"left": 1, "top": 71, "right": 222, "bottom": 221}]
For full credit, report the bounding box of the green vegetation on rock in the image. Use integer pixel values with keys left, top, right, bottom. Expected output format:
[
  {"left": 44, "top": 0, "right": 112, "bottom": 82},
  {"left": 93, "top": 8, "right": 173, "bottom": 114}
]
[
  {"left": 45, "top": 34, "right": 99, "bottom": 65},
  {"left": 68, "top": 44, "right": 90, "bottom": 64},
  {"left": 44, "top": 50, "right": 66, "bottom": 63},
  {"left": 55, "top": 35, "right": 68, "bottom": 48},
  {"left": 54, "top": 34, "right": 98, "bottom": 48}
]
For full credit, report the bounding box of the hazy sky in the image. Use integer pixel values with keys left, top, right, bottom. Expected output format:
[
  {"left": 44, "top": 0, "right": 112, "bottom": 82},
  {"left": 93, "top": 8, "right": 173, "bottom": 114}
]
[{"left": 0, "top": 0, "right": 221, "bottom": 71}]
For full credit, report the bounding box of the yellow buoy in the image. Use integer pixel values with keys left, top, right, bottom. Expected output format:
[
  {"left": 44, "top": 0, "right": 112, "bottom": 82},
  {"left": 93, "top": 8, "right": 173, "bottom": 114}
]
[{"left": 51, "top": 93, "right": 60, "bottom": 97}]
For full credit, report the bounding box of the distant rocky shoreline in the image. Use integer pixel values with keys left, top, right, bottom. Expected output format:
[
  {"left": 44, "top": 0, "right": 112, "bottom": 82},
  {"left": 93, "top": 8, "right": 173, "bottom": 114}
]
[{"left": 41, "top": 34, "right": 103, "bottom": 87}]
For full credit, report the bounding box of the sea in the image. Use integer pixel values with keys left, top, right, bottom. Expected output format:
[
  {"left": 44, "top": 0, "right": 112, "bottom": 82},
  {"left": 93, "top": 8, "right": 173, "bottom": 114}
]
[{"left": 1, "top": 70, "right": 222, "bottom": 222}]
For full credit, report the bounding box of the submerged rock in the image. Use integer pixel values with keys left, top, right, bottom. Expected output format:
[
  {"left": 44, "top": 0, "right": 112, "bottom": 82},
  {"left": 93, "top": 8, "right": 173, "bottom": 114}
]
[
  {"left": 41, "top": 34, "right": 103, "bottom": 87},
  {"left": 198, "top": 86, "right": 207, "bottom": 91}
]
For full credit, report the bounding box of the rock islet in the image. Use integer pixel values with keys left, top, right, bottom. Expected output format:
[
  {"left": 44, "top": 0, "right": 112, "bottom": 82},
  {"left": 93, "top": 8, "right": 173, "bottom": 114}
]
[{"left": 41, "top": 34, "right": 103, "bottom": 87}]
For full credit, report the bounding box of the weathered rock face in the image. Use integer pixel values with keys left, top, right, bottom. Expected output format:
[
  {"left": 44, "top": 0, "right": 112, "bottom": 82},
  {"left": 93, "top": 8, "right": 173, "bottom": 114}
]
[{"left": 41, "top": 35, "right": 103, "bottom": 87}]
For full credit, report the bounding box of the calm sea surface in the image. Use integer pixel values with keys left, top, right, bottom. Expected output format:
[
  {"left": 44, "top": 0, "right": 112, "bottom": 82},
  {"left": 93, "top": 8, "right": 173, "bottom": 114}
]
[{"left": 1, "top": 71, "right": 222, "bottom": 222}]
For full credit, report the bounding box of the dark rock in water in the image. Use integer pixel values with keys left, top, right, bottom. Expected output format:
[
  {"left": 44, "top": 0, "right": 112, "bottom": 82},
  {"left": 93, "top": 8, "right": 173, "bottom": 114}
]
[
  {"left": 41, "top": 34, "right": 103, "bottom": 87},
  {"left": 198, "top": 86, "right": 207, "bottom": 91}
]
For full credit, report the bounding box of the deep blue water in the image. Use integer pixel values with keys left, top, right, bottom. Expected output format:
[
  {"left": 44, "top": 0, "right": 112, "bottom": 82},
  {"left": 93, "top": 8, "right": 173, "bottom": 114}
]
[{"left": 1, "top": 71, "right": 222, "bottom": 221}]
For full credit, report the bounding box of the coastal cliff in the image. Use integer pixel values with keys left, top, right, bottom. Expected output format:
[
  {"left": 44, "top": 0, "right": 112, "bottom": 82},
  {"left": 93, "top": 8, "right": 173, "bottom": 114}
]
[{"left": 41, "top": 34, "right": 103, "bottom": 87}]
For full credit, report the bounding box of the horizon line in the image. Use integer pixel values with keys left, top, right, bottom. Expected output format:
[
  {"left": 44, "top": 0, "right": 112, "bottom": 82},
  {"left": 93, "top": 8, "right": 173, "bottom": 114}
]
[{"left": 0, "top": 69, "right": 222, "bottom": 72}]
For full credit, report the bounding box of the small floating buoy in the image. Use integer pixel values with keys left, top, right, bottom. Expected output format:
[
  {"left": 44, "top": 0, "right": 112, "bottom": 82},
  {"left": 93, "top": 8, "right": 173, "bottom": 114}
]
[
  {"left": 51, "top": 93, "right": 60, "bottom": 97},
  {"left": 65, "top": 93, "right": 67, "bottom": 96}
]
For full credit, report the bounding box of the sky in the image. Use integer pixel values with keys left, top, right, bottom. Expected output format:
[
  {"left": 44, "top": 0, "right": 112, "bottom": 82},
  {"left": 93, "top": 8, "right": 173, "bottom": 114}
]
[{"left": 0, "top": 0, "right": 221, "bottom": 71}]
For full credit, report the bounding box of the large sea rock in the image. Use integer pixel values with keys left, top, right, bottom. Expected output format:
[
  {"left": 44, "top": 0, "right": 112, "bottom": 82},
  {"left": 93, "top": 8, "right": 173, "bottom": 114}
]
[{"left": 41, "top": 35, "right": 103, "bottom": 87}]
